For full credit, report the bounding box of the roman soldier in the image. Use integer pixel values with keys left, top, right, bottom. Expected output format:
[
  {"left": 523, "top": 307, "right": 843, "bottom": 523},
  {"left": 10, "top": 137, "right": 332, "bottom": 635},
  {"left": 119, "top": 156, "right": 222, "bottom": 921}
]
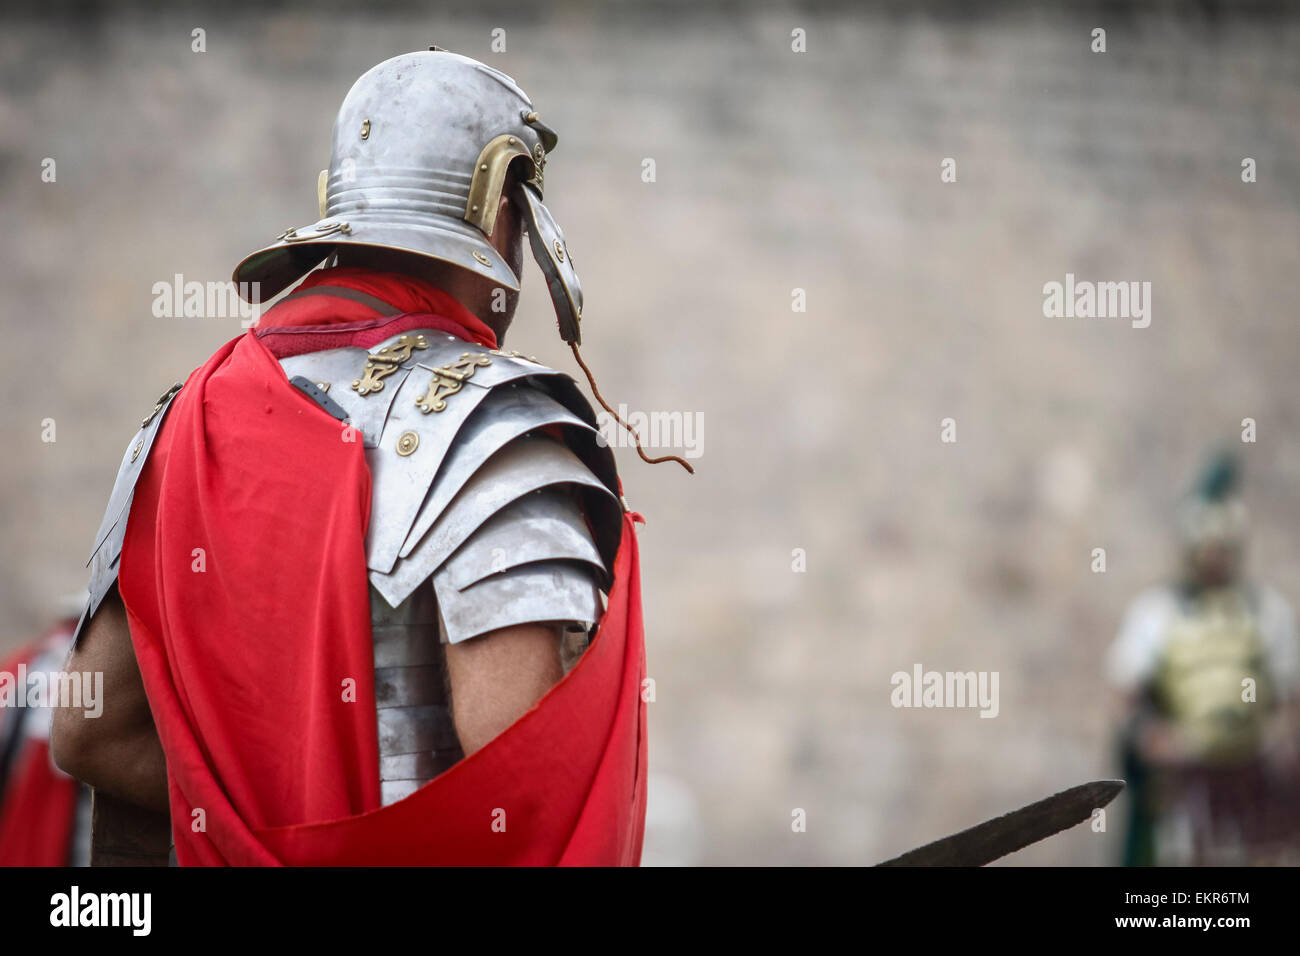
[
  {"left": 52, "top": 49, "right": 654, "bottom": 865},
  {"left": 1107, "top": 452, "right": 1300, "bottom": 865}
]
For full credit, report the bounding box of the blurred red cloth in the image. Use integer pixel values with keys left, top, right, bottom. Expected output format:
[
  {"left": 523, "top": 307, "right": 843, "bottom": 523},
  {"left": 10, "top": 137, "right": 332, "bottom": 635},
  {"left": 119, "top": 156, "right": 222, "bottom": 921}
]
[
  {"left": 0, "top": 741, "right": 78, "bottom": 867},
  {"left": 0, "top": 627, "right": 81, "bottom": 867}
]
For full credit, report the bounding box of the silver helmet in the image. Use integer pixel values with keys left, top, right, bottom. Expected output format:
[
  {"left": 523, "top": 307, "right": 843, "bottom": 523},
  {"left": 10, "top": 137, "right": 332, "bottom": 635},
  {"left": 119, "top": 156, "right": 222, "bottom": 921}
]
[{"left": 232, "top": 49, "right": 584, "bottom": 343}]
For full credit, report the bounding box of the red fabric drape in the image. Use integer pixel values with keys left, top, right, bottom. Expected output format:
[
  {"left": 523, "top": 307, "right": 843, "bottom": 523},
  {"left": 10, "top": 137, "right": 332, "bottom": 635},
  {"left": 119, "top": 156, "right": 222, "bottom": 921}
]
[
  {"left": 256, "top": 267, "right": 498, "bottom": 347},
  {"left": 121, "top": 332, "right": 379, "bottom": 864}
]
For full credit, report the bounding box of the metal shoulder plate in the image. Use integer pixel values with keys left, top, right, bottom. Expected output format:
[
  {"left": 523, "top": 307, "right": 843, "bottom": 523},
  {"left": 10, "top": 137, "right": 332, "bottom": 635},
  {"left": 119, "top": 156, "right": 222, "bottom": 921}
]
[
  {"left": 279, "top": 328, "right": 622, "bottom": 642},
  {"left": 73, "top": 382, "right": 185, "bottom": 645}
]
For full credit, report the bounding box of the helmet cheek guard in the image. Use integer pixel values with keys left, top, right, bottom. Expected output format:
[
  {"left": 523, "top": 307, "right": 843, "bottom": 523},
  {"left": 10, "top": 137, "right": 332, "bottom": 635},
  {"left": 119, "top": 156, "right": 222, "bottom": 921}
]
[
  {"left": 513, "top": 180, "right": 582, "bottom": 345},
  {"left": 464, "top": 132, "right": 534, "bottom": 239}
]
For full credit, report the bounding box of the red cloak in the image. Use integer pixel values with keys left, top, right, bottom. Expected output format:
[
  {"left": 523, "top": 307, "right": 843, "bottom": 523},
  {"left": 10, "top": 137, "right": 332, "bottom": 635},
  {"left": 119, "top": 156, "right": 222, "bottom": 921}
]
[{"left": 117, "top": 272, "right": 647, "bottom": 865}]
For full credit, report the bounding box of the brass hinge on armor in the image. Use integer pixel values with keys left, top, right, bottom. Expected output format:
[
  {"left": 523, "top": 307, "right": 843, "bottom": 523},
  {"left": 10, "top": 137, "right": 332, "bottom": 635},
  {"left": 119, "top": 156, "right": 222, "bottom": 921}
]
[
  {"left": 415, "top": 352, "right": 492, "bottom": 414},
  {"left": 352, "top": 334, "right": 429, "bottom": 396}
]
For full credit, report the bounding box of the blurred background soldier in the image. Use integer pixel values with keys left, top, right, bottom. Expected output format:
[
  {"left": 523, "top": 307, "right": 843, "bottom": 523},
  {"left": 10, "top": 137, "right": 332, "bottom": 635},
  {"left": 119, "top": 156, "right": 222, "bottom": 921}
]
[
  {"left": 1107, "top": 452, "right": 1300, "bottom": 865},
  {"left": 0, "top": 601, "right": 91, "bottom": 867}
]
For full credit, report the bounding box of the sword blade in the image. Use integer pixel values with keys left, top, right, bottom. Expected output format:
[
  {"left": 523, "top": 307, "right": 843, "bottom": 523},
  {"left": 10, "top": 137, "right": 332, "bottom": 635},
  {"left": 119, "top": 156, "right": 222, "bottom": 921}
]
[{"left": 876, "top": 779, "right": 1125, "bottom": 867}]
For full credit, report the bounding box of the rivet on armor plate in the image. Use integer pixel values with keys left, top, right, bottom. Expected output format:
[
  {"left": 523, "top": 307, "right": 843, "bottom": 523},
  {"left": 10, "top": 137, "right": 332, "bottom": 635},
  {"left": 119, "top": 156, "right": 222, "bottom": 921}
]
[
  {"left": 360, "top": 119, "right": 371, "bottom": 140},
  {"left": 553, "top": 239, "right": 566, "bottom": 263},
  {"left": 130, "top": 440, "right": 144, "bottom": 463},
  {"left": 472, "top": 251, "right": 491, "bottom": 266},
  {"left": 395, "top": 431, "right": 420, "bottom": 457}
]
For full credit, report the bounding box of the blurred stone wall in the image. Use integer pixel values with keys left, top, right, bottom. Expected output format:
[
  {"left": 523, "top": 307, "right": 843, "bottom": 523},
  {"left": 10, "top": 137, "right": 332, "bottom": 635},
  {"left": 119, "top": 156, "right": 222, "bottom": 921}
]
[{"left": 2, "top": 3, "right": 1297, "bottom": 864}]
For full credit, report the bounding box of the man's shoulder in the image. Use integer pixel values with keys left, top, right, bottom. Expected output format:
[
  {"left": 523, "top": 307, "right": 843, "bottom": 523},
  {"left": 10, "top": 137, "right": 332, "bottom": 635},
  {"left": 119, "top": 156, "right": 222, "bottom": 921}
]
[{"left": 276, "top": 326, "right": 624, "bottom": 620}]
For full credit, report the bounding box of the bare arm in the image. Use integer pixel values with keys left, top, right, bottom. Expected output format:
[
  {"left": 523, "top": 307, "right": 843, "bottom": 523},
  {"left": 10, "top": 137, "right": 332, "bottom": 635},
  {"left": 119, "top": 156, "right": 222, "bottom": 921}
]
[
  {"left": 50, "top": 587, "right": 169, "bottom": 813},
  {"left": 444, "top": 622, "right": 564, "bottom": 755}
]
